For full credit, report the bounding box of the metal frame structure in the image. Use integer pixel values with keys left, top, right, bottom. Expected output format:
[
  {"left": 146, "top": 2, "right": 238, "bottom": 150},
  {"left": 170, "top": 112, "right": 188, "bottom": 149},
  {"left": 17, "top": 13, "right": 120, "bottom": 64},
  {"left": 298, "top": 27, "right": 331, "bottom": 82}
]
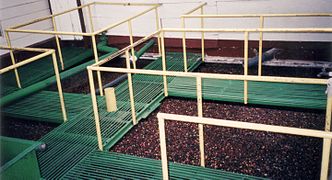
[
  {"left": 181, "top": 3, "right": 332, "bottom": 75},
  {"left": 5, "top": 2, "right": 161, "bottom": 96},
  {"left": 157, "top": 112, "right": 332, "bottom": 180},
  {"left": 0, "top": 46, "right": 67, "bottom": 122}
]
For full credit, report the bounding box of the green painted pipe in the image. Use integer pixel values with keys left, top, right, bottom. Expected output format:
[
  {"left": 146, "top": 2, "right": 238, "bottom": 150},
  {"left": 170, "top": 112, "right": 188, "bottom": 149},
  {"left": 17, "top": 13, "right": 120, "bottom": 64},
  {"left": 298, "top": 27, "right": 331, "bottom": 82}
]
[
  {"left": 135, "top": 39, "right": 155, "bottom": 58},
  {"left": 98, "top": 46, "right": 118, "bottom": 54},
  {"left": 1, "top": 50, "right": 117, "bottom": 107}
]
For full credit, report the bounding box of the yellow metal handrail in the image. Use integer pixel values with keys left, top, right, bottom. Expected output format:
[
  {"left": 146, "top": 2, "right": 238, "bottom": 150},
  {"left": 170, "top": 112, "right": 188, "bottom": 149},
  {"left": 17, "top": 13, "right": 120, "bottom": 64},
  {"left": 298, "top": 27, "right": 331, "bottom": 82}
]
[
  {"left": 5, "top": 2, "right": 161, "bottom": 96},
  {"left": 157, "top": 113, "right": 332, "bottom": 180},
  {"left": 181, "top": 3, "right": 332, "bottom": 75},
  {"left": 0, "top": 46, "right": 67, "bottom": 122},
  {"left": 87, "top": 28, "right": 331, "bottom": 159}
]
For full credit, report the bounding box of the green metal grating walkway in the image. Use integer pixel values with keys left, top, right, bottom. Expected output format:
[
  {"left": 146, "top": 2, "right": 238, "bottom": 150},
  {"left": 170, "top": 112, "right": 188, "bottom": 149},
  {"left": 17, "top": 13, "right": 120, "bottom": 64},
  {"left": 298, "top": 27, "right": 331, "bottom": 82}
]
[
  {"left": 168, "top": 77, "right": 326, "bottom": 110},
  {"left": 63, "top": 150, "right": 267, "bottom": 180}
]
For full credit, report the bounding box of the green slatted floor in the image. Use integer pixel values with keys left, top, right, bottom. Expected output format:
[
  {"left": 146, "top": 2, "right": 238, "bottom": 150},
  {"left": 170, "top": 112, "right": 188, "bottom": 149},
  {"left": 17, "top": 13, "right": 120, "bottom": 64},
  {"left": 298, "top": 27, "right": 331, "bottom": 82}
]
[
  {"left": 1, "top": 47, "right": 93, "bottom": 97},
  {"left": 63, "top": 150, "right": 268, "bottom": 180},
  {"left": 168, "top": 77, "right": 326, "bottom": 110},
  {"left": 36, "top": 52, "right": 229, "bottom": 179}
]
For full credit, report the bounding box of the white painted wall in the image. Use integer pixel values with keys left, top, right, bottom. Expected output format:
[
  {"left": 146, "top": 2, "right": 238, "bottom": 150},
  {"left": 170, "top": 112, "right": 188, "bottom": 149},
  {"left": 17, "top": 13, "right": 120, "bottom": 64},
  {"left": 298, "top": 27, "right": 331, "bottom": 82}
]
[
  {"left": 1, "top": 0, "right": 331, "bottom": 56},
  {"left": 0, "top": 0, "right": 53, "bottom": 55},
  {"left": 77, "top": 0, "right": 332, "bottom": 42}
]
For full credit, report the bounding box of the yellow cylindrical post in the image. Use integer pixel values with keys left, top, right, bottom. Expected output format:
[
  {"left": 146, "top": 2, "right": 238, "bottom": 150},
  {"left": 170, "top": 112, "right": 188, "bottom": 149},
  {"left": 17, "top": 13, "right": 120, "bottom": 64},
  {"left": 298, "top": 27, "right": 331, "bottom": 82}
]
[
  {"left": 244, "top": 31, "right": 249, "bottom": 104},
  {"left": 52, "top": 16, "right": 65, "bottom": 70},
  {"left": 181, "top": 17, "right": 188, "bottom": 72},
  {"left": 258, "top": 16, "right": 264, "bottom": 76},
  {"left": 88, "top": 69, "right": 104, "bottom": 151},
  {"left": 5, "top": 31, "right": 21, "bottom": 88},
  {"left": 105, "top": 87, "right": 117, "bottom": 112},
  {"left": 128, "top": 20, "right": 136, "bottom": 69},
  {"left": 158, "top": 117, "right": 169, "bottom": 180},
  {"left": 155, "top": 8, "right": 161, "bottom": 55},
  {"left": 200, "top": 7, "right": 205, "bottom": 62},
  {"left": 320, "top": 138, "right": 331, "bottom": 180},
  {"left": 91, "top": 35, "right": 104, "bottom": 96},
  {"left": 51, "top": 52, "right": 67, "bottom": 122},
  {"left": 160, "top": 31, "right": 168, "bottom": 97},
  {"left": 126, "top": 51, "right": 137, "bottom": 125},
  {"left": 88, "top": 4, "right": 95, "bottom": 32},
  {"left": 196, "top": 76, "right": 205, "bottom": 167}
]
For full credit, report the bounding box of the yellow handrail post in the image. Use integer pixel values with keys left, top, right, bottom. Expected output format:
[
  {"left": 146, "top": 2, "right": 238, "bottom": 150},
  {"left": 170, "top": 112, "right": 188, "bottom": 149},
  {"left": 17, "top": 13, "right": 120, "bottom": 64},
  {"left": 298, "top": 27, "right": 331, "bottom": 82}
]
[
  {"left": 158, "top": 116, "right": 169, "bottom": 180},
  {"left": 258, "top": 16, "right": 264, "bottom": 76},
  {"left": 320, "top": 138, "right": 331, "bottom": 180},
  {"left": 51, "top": 51, "right": 68, "bottom": 122},
  {"left": 128, "top": 20, "right": 136, "bottom": 69},
  {"left": 181, "top": 17, "right": 188, "bottom": 72},
  {"left": 201, "top": 7, "right": 205, "bottom": 62},
  {"left": 5, "top": 31, "right": 21, "bottom": 88},
  {"left": 88, "top": 69, "right": 104, "bottom": 151},
  {"left": 244, "top": 31, "right": 249, "bottom": 104},
  {"left": 196, "top": 76, "right": 205, "bottom": 167},
  {"left": 155, "top": 8, "right": 161, "bottom": 55},
  {"left": 160, "top": 31, "right": 168, "bottom": 97},
  {"left": 126, "top": 50, "right": 137, "bottom": 125},
  {"left": 52, "top": 16, "right": 65, "bottom": 70},
  {"left": 91, "top": 35, "right": 104, "bottom": 96}
]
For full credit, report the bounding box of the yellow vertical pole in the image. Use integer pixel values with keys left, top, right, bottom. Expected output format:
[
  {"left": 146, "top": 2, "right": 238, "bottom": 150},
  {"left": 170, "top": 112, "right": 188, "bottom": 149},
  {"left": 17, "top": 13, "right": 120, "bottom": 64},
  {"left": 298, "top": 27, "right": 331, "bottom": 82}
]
[
  {"left": 52, "top": 16, "right": 65, "bottom": 70},
  {"left": 158, "top": 117, "right": 169, "bottom": 180},
  {"left": 196, "top": 76, "right": 205, "bottom": 167},
  {"left": 126, "top": 51, "right": 137, "bottom": 125},
  {"left": 244, "top": 31, "right": 249, "bottom": 104},
  {"left": 160, "top": 31, "right": 168, "bottom": 97},
  {"left": 320, "top": 138, "right": 331, "bottom": 180},
  {"left": 128, "top": 20, "right": 136, "bottom": 69},
  {"left": 88, "top": 69, "right": 104, "bottom": 151},
  {"left": 91, "top": 35, "right": 104, "bottom": 96},
  {"left": 87, "top": 4, "right": 95, "bottom": 32},
  {"left": 155, "top": 8, "right": 161, "bottom": 55},
  {"left": 51, "top": 52, "right": 67, "bottom": 122},
  {"left": 200, "top": 7, "right": 205, "bottom": 62},
  {"left": 5, "top": 31, "right": 21, "bottom": 88},
  {"left": 181, "top": 17, "right": 188, "bottom": 72},
  {"left": 258, "top": 16, "right": 264, "bottom": 76}
]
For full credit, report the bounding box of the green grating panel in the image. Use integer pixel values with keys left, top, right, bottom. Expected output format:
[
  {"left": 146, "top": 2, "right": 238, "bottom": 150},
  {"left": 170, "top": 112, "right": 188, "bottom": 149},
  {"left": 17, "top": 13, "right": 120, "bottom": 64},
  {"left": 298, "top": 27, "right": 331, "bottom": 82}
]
[
  {"left": 168, "top": 77, "right": 326, "bottom": 110},
  {"left": 2, "top": 91, "right": 94, "bottom": 123},
  {"left": 33, "top": 52, "right": 202, "bottom": 179},
  {"left": 62, "top": 150, "right": 268, "bottom": 180},
  {"left": 1, "top": 47, "right": 93, "bottom": 93}
]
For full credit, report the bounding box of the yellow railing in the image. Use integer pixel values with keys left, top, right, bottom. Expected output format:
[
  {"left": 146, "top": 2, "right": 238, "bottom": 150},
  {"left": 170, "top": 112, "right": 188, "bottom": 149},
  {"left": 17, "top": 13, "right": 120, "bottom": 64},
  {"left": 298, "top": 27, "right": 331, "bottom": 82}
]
[
  {"left": 5, "top": 2, "right": 161, "bottom": 96},
  {"left": 83, "top": 9, "right": 331, "bottom": 178},
  {"left": 157, "top": 112, "right": 332, "bottom": 180},
  {"left": 0, "top": 46, "right": 67, "bottom": 122},
  {"left": 181, "top": 3, "right": 332, "bottom": 75},
  {"left": 86, "top": 28, "right": 331, "bottom": 154}
]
